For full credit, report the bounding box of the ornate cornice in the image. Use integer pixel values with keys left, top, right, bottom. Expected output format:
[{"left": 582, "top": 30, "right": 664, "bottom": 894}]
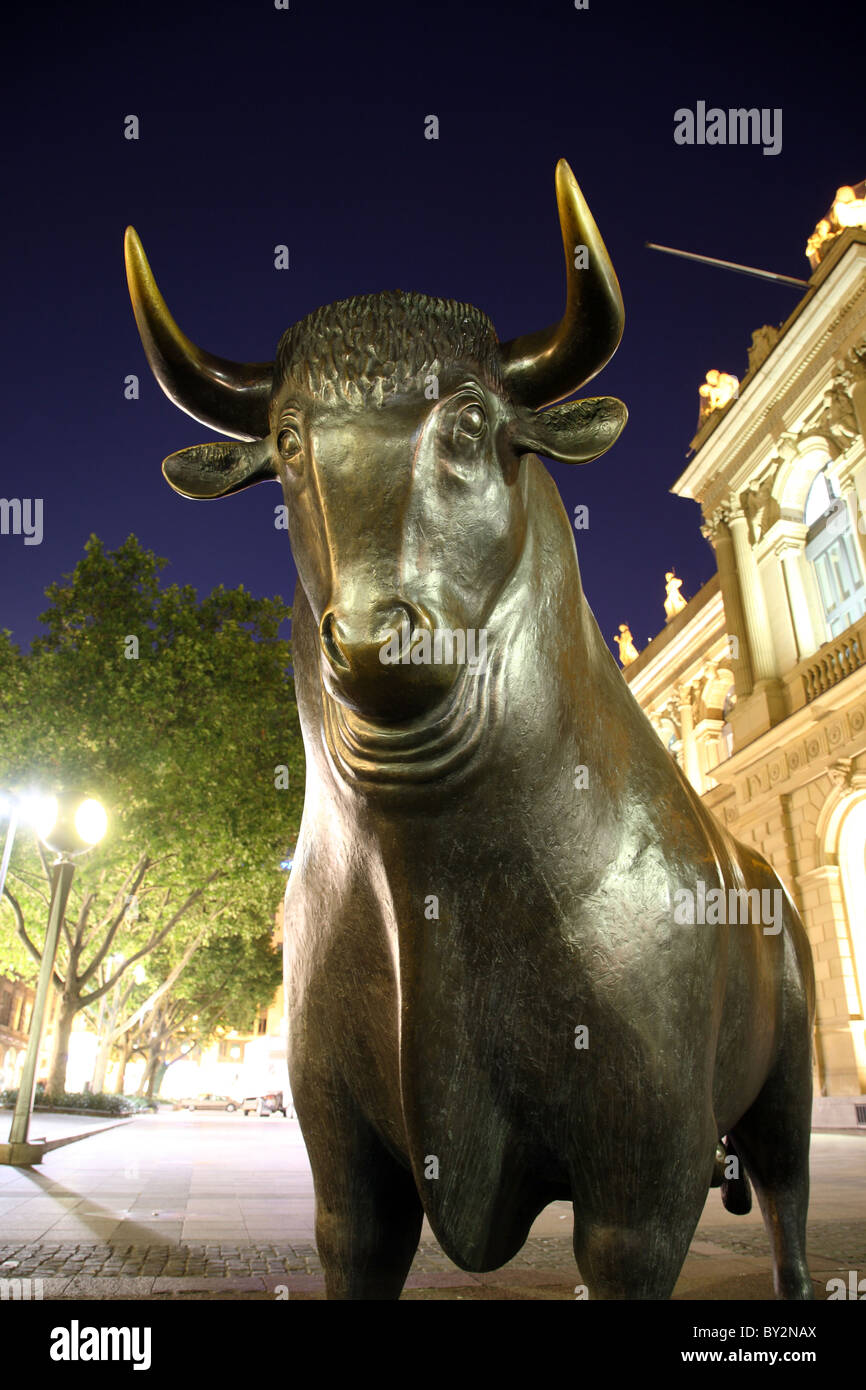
[
  {"left": 697, "top": 286, "right": 866, "bottom": 515},
  {"left": 711, "top": 703, "right": 866, "bottom": 826}
]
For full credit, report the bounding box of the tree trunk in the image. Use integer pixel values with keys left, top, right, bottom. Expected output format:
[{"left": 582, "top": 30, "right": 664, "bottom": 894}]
[
  {"left": 92, "top": 980, "right": 123, "bottom": 1094},
  {"left": 91, "top": 1039, "right": 110, "bottom": 1094},
  {"left": 140, "top": 1037, "right": 164, "bottom": 1100},
  {"left": 46, "top": 992, "right": 79, "bottom": 1102},
  {"left": 148, "top": 1060, "right": 168, "bottom": 1100},
  {"left": 114, "top": 1037, "right": 132, "bottom": 1094}
]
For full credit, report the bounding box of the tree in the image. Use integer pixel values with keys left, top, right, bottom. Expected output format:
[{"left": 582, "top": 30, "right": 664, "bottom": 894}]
[
  {"left": 87, "top": 895, "right": 217, "bottom": 1094},
  {"left": 130, "top": 930, "right": 282, "bottom": 1100},
  {"left": 0, "top": 535, "right": 303, "bottom": 1097}
]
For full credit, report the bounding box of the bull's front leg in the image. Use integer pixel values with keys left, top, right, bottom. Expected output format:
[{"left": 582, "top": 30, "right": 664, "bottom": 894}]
[
  {"left": 297, "top": 1077, "right": 423, "bottom": 1300},
  {"left": 570, "top": 1093, "right": 720, "bottom": 1299}
]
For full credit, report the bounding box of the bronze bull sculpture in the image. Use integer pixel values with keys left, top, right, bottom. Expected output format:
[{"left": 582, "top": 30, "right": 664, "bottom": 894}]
[{"left": 126, "top": 161, "right": 816, "bottom": 1299}]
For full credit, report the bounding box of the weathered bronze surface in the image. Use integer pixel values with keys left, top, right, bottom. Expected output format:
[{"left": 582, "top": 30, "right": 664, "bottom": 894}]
[{"left": 127, "top": 161, "right": 816, "bottom": 1300}]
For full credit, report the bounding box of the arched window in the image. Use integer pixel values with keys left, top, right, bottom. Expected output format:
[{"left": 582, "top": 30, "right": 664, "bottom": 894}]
[
  {"left": 654, "top": 716, "right": 682, "bottom": 768},
  {"left": 804, "top": 471, "right": 836, "bottom": 525},
  {"left": 804, "top": 471, "right": 866, "bottom": 637},
  {"left": 667, "top": 729, "right": 682, "bottom": 769}
]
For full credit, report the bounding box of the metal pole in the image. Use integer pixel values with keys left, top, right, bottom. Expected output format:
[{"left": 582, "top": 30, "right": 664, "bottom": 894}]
[
  {"left": 8, "top": 857, "right": 76, "bottom": 1145},
  {"left": 645, "top": 242, "right": 810, "bottom": 289},
  {"left": 0, "top": 806, "right": 19, "bottom": 907}
]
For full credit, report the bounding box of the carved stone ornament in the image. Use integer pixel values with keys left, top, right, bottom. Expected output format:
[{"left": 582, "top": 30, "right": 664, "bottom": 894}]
[
  {"left": 828, "top": 758, "right": 853, "bottom": 790},
  {"left": 837, "top": 338, "right": 866, "bottom": 389},
  {"left": 747, "top": 323, "right": 780, "bottom": 375}
]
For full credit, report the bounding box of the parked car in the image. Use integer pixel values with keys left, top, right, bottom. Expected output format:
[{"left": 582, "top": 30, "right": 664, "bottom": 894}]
[
  {"left": 241, "top": 1090, "right": 294, "bottom": 1117},
  {"left": 174, "top": 1093, "right": 241, "bottom": 1112}
]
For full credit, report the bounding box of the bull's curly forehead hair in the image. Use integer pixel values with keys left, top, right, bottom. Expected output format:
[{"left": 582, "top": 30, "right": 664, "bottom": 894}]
[{"left": 274, "top": 289, "right": 506, "bottom": 406}]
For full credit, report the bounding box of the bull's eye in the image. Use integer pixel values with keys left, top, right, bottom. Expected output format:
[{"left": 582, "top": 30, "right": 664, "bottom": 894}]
[
  {"left": 455, "top": 403, "right": 486, "bottom": 442},
  {"left": 277, "top": 425, "right": 303, "bottom": 470}
]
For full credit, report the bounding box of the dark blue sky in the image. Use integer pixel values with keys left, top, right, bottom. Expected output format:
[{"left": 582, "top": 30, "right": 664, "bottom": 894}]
[{"left": 1, "top": 0, "right": 860, "bottom": 657}]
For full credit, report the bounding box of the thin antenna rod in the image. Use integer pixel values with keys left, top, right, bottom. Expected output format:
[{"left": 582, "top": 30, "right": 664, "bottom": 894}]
[{"left": 646, "top": 242, "right": 810, "bottom": 289}]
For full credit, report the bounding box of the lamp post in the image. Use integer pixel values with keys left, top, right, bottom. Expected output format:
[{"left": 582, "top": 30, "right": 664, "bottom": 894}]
[
  {"left": 5, "top": 789, "right": 107, "bottom": 1153},
  {"left": 0, "top": 795, "right": 22, "bottom": 908}
]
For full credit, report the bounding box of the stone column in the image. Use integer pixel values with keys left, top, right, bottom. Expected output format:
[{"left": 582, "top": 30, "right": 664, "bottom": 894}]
[
  {"left": 796, "top": 862, "right": 866, "bottom": 1095},
  {"left": 677, "top": 683, "right": 702, "bottom": 792},
  {"left": 726, "top": 501, "right": 777, "bottom": 682},
  {"left": 775, "top": 535, "right": 817, "bottom": 661},
  {"left": 694, "top": 718, "right": 725, "bottom": 784},
  {"left": 701, "top": 510, "right": 753, "bottom": 697}
]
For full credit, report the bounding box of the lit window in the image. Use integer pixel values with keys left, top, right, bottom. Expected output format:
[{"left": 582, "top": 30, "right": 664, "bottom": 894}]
[
  {"left": 804, "top": 474, "right": 866, "bottom": 638},
  {"left": 804, "top": 471, "right": 836, "bottom": 526}
]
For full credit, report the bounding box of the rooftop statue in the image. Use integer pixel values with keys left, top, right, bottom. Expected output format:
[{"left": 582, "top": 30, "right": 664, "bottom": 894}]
[
  {"left": 615, "top": 622, "right": 640, "bottom": 665},
  {"left": 664, "top": 570, "right": 687, "bottom": 621}
]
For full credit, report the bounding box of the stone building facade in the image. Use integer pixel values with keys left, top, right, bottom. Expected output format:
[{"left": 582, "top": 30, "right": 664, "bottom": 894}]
[
  {"left": 0, "top": 974, "right": 34, "bottom": 1091},
  {"left": 623, "top": 193, "right": 866, "bottom": 1125}
]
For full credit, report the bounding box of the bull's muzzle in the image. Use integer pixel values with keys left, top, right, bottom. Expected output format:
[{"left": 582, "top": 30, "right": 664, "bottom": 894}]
[{"left": 319, "top": 600, "right": 458, "bottom": 721}]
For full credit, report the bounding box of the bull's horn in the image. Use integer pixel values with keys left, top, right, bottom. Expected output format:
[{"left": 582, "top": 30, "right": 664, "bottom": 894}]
[
  {"left": 500, "top": 161, "right": 624, "bottom": 408},
  {"left": 124, "top": 227, "right": 273, "bottom": 441}
]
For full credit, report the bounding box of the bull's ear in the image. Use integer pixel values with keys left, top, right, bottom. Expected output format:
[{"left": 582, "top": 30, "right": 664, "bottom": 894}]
[
  {"left": 511, "top": 396, "right": 627, "bottom": 465},
  {"left": 162, "top": 438, "right": 277, "bottom": 499}
]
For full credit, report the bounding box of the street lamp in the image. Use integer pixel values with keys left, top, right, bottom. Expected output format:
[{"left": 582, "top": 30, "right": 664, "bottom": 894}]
[
  {"left": 0, "top": 794, "right": 21, "bottom": 910},
  {"left": 28, "top": 790, "right": 108, "bottom": 856},
  {"left": 5, "top": 788, "right": 107, "bottom": 1155}
]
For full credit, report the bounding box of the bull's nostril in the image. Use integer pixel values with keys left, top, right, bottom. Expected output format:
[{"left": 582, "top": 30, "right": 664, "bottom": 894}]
[
  {"left": 373, "top": 605, "right": 415, "bottom": 651},
  {"left": 320, "top": 612, "right": 350, "bottom": 671},
  {"left": 321, "top": 600, "right": 435, "bottom": 683}
]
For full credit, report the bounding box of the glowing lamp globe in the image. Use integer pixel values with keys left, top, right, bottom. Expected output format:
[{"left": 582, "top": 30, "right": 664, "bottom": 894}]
[{"left": 33, "top": 790, "right": 108, "bottom": 856}]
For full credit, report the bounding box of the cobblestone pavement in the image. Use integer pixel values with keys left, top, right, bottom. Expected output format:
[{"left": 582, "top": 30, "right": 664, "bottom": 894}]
[
  {"left": 1, "top": 1221, "right": 864, "bottom": 1281},
  {"left": 700, "top": 1219, "right": 866, "bottom": 1266},
  {"left": 0, "top": 1241, "right": 322, "bottom": 1278}
]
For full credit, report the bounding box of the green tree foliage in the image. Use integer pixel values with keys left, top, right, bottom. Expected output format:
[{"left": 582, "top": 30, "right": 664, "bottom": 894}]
[{"left": 0, "top": 535, "right": 303, "bottom": 1095}]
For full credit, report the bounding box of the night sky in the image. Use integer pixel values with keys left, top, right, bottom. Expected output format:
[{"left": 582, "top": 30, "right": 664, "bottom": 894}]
[{"left": 1, "top": 0, "right": 861, "bottom": 659}]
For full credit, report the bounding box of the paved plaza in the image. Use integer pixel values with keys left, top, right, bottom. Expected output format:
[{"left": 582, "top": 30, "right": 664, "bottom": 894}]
[{"left": 0, "top": 1110, "right": 863, "bottom": 1299}]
